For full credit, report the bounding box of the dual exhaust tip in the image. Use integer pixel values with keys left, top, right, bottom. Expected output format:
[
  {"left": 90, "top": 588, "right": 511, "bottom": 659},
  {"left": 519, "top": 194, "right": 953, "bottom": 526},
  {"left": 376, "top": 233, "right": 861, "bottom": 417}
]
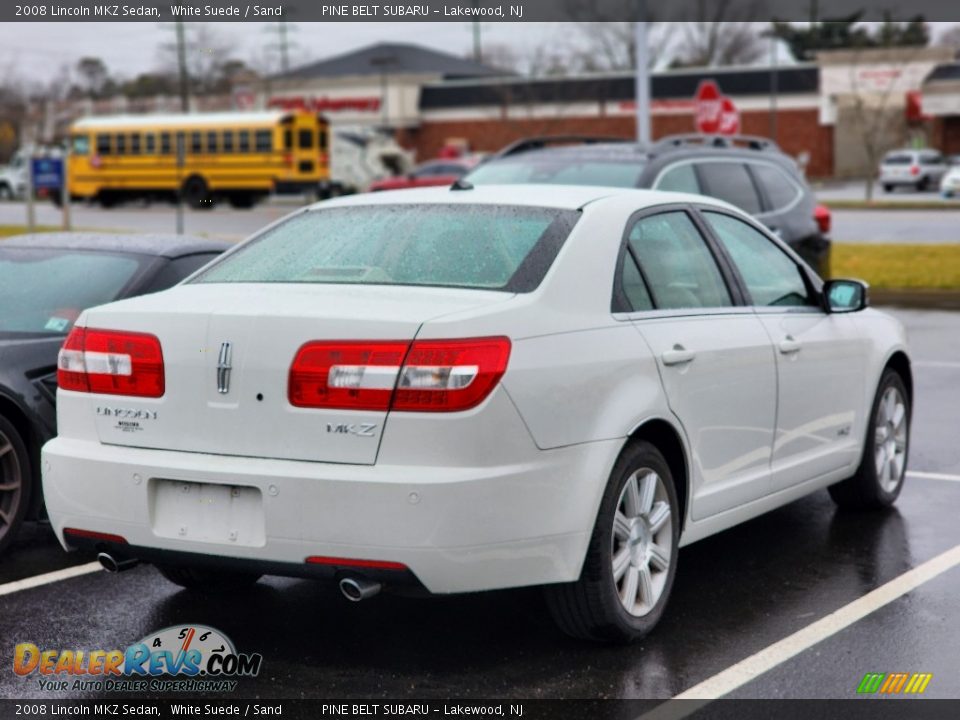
[
  {"left": 338, "top": 576, "right": 382, "bottom": 602},
  {"left": 99, "top": 552, "right": 383, "bottom": 602}
]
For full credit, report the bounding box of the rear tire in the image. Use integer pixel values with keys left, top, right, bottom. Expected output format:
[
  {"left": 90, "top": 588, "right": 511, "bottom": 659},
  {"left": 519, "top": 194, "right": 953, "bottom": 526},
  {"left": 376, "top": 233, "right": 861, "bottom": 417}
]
[
  {"left": 882, "top": 184, "right": 894, "bottom": 193},
  {"left": 545, "top": 440, "right": 680, "bottom": 642},
  {"left": 0, "top": 183, "right": 12, "bottom": 200},
  {"left": 227, "top": 192, "right": 256, "bottom": 209},
  {"left": 156, "top": 565, "right": 261, "bottom": 592},
  {"left": 829, "top": 369, "right": 910, "bottom": 510},
  {"left": 182, "top": 176, "right": 212, "bottom": 210},
  {"left": 0, "top": 415, "right": 31, "bottom": 556}
]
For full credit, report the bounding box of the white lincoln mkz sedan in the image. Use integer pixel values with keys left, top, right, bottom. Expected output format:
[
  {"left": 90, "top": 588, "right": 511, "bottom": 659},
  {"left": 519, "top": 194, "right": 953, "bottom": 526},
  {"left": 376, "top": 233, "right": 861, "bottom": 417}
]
[{"left": 42, "top": 185, "right": 911, "bottom": 642}]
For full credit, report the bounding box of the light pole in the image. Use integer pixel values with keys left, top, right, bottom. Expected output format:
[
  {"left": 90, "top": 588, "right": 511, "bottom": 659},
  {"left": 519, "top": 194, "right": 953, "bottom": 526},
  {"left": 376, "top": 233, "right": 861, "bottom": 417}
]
[{"left": 634, "top": 8, "right": 651, "bottom": 145}]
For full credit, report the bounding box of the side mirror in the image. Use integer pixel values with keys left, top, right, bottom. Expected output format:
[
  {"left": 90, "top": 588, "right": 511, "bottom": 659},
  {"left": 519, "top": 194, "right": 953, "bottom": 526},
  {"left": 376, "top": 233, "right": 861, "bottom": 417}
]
[{"left": 822, "top": 279, "right": 869, "bottom": 313}]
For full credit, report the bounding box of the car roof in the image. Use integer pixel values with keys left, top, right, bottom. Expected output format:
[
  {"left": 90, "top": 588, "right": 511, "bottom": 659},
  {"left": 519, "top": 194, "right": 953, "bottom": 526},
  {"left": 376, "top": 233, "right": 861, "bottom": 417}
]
[
  {"left": 312, "top": 183, "right": 739, "bottom": 213},
  {"left": 488, "top": 141, "right": 796, "bottom": 166},
  {"left": 0, "top": 232, "right": 232, "bottom": 258}
]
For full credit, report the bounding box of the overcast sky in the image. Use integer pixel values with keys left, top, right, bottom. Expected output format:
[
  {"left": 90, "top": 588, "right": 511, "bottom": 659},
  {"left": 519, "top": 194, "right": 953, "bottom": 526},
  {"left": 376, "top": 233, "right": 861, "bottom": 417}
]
[
  {"left": 1, "top": 22, "right": 955, "bottom": 85},
  {"left": 0, "top": 22, "right": 570, "bottom": 83}
]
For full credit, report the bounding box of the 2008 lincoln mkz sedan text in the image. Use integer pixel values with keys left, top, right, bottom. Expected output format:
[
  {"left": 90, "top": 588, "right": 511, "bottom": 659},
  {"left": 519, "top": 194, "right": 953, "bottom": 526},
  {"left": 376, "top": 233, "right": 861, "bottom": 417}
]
[{"left": 41, "top": 185, "right": 911, "bottom": 642}]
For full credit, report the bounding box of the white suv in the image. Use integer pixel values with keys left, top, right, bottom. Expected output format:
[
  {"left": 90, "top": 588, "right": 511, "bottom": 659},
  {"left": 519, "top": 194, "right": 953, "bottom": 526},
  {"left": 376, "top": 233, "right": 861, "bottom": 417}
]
[
  {"left": 880, "top": 149, "right": 947, "bottom": 192},
  {"left": 42, "top": 186, "right": 912, "bottom": 642}
]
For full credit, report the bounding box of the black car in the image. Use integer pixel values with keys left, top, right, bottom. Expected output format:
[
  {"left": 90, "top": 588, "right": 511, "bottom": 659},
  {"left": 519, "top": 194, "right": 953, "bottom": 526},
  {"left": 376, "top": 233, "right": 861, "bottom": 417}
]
[
  {"left": 464, "top": 134, "right": 832, "bottom": 276},
  {"left": 0, "top": 233, "right": 230, "bottom": 553}
]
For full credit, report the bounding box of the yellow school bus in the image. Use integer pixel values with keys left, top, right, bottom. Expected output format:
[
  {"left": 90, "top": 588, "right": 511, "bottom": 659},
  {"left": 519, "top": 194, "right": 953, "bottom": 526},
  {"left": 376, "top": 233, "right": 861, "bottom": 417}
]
[{"left": 67, "top": 111, "right": 329, "bottom": 208}]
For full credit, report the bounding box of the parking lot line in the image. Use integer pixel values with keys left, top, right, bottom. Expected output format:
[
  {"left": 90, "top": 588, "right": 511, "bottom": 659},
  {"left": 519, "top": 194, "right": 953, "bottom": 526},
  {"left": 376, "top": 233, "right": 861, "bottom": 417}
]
[
  {"left": 0, "top": 562, "right": 101, "bottom": 598},
  {"left": 908, "top": 470, "right": 960, "bottom": 483},
  {"left": 656, "top": 542, "right": 960, "bottom": 706}
]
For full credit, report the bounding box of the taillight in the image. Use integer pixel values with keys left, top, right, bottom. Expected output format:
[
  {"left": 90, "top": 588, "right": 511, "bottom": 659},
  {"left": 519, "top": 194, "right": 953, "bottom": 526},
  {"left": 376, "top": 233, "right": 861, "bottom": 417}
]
[
  {"left": 283, "top": 153, "right": 293, "bottom": 167},
  {"left": 289, "top": 341, "right": 408, "bottom": 410},
  {"left": 392, "top": 337, "right": 511, "bottom": 412},
  {"left": 910, "top": 165, "right": 920, "bottom": 176},
  {"left": 814, "top": 204, "right": 831, "bottom": 234},
  {"left": 288, "top": 337, "right": 510, "bottom": 412},
  {"left": 57, "top": 327, "right": 165, "bottom": 398}
]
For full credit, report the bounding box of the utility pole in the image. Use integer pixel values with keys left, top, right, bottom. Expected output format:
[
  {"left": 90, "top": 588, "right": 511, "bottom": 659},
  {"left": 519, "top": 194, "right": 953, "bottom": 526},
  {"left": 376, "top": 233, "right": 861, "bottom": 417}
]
[
  {"left": 472, "top": 21, "right": 482, "bottom": 63},
  {"left": 634, "top": 6, "right": 651, "bottom": 145},
  {"left": 266, "top": 22, "right": 296, "bottom": 74},
  {"left": 175, "top": 21, "right": 190, "bottom": 112}
]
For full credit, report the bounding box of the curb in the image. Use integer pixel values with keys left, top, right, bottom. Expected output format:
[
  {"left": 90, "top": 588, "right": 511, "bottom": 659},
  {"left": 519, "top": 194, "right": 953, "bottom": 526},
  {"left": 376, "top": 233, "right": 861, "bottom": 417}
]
[{"left": 870, "top": 289, "right": 960, "bottom": 311}]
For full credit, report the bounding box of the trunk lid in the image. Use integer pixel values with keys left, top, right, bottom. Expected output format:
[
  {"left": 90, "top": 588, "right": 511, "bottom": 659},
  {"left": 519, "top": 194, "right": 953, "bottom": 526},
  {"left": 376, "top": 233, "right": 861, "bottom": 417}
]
[{"left": 83, "top": 283, "right": 512, "bottom": 464}]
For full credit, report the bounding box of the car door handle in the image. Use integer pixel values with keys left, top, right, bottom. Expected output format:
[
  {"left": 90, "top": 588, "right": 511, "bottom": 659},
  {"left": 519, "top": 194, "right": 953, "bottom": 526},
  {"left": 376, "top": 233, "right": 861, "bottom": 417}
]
[
  {"left": 662, "top": 345, "right": 696, "bottom": 366},
  {"left": 779, "top": 336, "right": 801, "bottom": 354}
]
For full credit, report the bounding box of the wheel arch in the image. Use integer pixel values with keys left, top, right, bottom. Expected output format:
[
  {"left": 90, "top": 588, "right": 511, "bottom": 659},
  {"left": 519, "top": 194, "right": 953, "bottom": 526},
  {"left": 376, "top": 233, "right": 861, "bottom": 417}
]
[
  {"left": 627, "top": 418, "right": 690, "bottom": 530},
  {"left": 883, "top": 350, "right": 913, "bottom": 409}
]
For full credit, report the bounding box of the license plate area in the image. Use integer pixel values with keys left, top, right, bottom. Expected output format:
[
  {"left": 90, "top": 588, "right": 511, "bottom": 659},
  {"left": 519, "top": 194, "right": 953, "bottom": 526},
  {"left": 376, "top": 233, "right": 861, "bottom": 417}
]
[{"left": 149, "top": 479, "right": 265, "bottom": 547}]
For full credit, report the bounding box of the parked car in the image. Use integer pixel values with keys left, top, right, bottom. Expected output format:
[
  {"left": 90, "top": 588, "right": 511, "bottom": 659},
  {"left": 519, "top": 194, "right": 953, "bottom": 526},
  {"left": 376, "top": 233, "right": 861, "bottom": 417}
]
[
  {"left": 879, "top": 149, "right": 948, "bottom": 192},
  {"left": 0, "top": 150, "right": 27, "bottom": 200},
  {"left": 368, "top": 156, "right": 480, "bottom": 192},
  {"left": 0, "top": 233, "right": 230, "bottom": 553},
  {"left": 464, "top": 135, "right": 832, "bottom": 277},
  {"left": 42, "top": 186, "right": 911, "bottom": 642},
  {"left": 940, "top": 164, "right": 960, "bottom": 198}
]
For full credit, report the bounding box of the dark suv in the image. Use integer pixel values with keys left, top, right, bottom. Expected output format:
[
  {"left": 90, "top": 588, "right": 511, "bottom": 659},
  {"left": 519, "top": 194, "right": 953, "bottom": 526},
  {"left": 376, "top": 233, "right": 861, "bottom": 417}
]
[{"left": 464, "top": 134, "right": 831, "bottom": 277}]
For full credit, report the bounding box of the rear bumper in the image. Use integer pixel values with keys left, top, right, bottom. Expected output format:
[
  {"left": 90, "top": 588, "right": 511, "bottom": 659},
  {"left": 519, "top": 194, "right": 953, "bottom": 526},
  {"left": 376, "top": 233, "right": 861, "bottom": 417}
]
[
  {"left": 273, "top": 180, "right": 318, "bottom": 195},
  {"left": 41, "top": 436, "right": 620, "bottom": 594}
]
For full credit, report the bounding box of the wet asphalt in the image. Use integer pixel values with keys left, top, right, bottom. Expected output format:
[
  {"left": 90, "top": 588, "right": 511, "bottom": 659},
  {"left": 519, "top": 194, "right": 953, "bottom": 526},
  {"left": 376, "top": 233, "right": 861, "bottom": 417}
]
[{"left": 1, "top": 308, "right": 958, "bottom": 701}]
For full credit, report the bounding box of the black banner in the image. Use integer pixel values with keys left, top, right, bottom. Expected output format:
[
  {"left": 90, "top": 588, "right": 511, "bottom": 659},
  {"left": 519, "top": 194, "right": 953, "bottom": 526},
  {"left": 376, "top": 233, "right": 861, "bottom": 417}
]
[
  {"left": 5, "top": 0, "right": 960, "bottom": 22},
  {"left": 2, "top": 700, "right": 960, "bottom": 720}
]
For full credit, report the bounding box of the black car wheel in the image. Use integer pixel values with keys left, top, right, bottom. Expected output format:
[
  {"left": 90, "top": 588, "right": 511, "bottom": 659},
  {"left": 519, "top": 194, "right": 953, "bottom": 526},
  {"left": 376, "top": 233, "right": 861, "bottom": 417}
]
[
  {"left": 182, "top": 175, "right": 212, "bottom": 210},
  {"left": 0, "top": 415, "right": 31, "bottom": 554},
  {"left": 545, "top": 440, "right": 680, "bottom": 642}
]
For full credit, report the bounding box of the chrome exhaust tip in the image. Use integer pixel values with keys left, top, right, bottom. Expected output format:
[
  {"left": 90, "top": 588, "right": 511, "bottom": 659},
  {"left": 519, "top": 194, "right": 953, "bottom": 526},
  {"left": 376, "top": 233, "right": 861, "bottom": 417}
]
[
  {"left": 97, "top": 552, "right": 139, "bottom": 574},
  {"left": 339, "top": 576, "right": 382, "bottom": 602}
]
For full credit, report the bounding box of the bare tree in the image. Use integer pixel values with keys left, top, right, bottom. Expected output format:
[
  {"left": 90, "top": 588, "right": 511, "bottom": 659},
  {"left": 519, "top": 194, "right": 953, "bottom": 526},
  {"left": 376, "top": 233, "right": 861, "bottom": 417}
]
[
  {"left": 935, "top": 23, "right": 960, "bottom": 59},
  {"left": 673, "top": 21, "right": 766, "bottom": 67},
  {"left": 76, "top": 57, "right": 109, "bottom": 98}
]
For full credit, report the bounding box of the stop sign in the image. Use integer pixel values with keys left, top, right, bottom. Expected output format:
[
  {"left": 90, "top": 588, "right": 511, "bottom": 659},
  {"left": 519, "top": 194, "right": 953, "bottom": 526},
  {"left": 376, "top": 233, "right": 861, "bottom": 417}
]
[{"left": 695, "top": 80, "right": 740, "bottom": 136}]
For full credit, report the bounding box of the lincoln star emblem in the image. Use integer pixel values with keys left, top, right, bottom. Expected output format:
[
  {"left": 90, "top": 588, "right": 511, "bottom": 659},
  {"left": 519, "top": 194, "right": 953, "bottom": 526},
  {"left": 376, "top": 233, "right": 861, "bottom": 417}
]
[{"left": 216, "top": 342, "right": 233, "bottom": 394}]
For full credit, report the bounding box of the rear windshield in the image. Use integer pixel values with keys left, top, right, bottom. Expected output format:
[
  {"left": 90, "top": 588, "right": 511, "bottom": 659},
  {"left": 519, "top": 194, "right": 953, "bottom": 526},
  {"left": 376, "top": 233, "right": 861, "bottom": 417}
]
[
  {"left": 0, "top": 248, "right": 143, "bottom": 335},
  {"left": 195, "top": 204, "right": 580, "bottom": 292},
  {"left": 467, "top": 157, "right": 646, "bottom": 189},
  {"left": 883, "top": 154, "right": 914, "bottom": 165}
]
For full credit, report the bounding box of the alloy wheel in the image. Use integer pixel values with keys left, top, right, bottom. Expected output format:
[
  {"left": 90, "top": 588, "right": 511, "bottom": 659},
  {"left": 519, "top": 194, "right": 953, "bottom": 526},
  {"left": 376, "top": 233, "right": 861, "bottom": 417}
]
[{"left": 611, "top": 468, "right": 673, "bottom": 617}]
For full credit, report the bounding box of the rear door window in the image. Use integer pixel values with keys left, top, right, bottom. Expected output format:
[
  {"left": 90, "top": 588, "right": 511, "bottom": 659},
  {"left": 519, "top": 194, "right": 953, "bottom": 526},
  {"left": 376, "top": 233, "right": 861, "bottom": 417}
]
[
  {"left": 626, "top": 211, "right": 732, "bottom": 310},
  {"left": 695, "top": 162, "right": 762, "bottom": 215},
  {"left": 750, "top": 163, "right": 801, "bottom": 212}
]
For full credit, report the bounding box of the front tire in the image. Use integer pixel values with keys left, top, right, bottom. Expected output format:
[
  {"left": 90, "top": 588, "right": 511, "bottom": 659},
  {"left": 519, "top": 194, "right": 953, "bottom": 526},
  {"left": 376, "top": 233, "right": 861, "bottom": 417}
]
[
  {"left": 829, "top": 369, "right": 910, "bottom": 510},
  {"left": 156, "top": 564, "right": 261, "bottom": 592},
  {"left": 545, "top": 441, "right": 680, "bottom": 642},
  {"left": 0, "top": 415, "right": 31, "bottom": 555}
]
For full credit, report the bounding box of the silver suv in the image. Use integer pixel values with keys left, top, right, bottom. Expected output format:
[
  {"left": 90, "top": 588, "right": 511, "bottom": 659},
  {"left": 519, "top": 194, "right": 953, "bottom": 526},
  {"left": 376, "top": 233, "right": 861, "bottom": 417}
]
[{"left": 880, "top": 149, "right": 947, "bottom": 192}]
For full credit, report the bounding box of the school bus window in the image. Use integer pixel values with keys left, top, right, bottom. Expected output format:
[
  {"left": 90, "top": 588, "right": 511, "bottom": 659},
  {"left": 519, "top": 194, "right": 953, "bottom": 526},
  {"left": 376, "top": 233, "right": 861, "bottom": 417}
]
[
  {"left": 145, "top": 134, "right": 156, "bottom": 154},
  {"left": 223, "top": 130, "right": 234, "bottom": 152},
  {"left": 238, "top": 130, "right": 250, "bottom": 152},
  {"left": 96, "top": 134, "right": 111, "bottom": 155},
  {"left": 72, "top": 135, "right": 90, "bottom": 155},
  {"left": 206, "top": 131, "right": 218, "bottom": 153},
  {"left": 190, "top": 132, "right": 202, "bottom": 154},
  {"left": 130, "top": 134, "right": 141, "bottom": 154},
  {"left": 160, "top": 132, "right": 172, "bottom": 154},
  {"left": 115, "top": 134, "right": 126, "bottom": 154},
  {"left": 283, "top": 129, "right": 292, "bottom": 150},
  {"left": 255, "top": 130, "right": 271, "bottom": 152},
  {"left": 298, "top": 129, "right": 313, "bottom": 149}
]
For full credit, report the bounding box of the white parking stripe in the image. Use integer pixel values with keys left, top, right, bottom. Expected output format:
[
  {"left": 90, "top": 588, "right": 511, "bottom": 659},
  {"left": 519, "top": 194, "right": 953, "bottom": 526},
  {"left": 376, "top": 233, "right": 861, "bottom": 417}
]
[
  {"left": 0, "top": 562, "right": 101, "bottom": 598},
  {"left": 643, "top": 543, "right": 960, "bottom": 714},
  {"left": 908, "top": 470, "right": 960, "bottom": 483}
]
